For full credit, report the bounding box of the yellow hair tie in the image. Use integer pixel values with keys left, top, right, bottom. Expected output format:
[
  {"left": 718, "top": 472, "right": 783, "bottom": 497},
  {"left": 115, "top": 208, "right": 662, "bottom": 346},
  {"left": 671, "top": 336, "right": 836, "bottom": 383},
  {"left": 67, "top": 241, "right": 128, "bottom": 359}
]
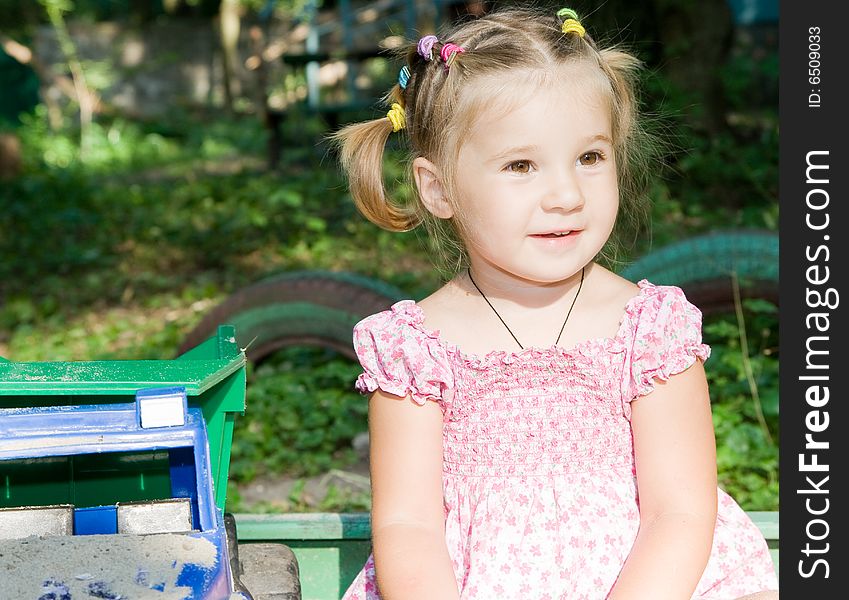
[
  {"left": 561, "top": 18, "right": 586, "bottom": 38},
  {"left": 386, "top": 103, "right": 405, "bottom": 132}
]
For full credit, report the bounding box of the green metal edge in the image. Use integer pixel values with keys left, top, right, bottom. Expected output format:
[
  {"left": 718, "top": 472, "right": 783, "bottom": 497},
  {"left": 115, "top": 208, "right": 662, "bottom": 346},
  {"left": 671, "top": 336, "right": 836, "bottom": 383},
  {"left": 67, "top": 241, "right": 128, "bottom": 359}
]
[
  {"left": 233, "top": 511, "right": 777, "bottom": 543},
  {"left": 233, "top": 512, "right": 372, "bottom": 541},
  {"left": 0, "top": 325, "right": 245, "bottom": 396},
  {"left": 0, "top": 356, "right": 245, "bottom": 395},
  {"left": 234, "top": 513, "right": 372, "bottom": 599},
  {"left": 178, "top": 324, "right": 242, "bottom": 361}
]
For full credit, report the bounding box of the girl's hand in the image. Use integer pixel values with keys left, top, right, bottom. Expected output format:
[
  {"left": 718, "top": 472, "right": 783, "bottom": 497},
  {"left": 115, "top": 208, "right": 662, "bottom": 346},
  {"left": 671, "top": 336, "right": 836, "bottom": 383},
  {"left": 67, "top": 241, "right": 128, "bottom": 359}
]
[
  {"left": 609, "top": 359, "right": 718, "bottom": 599},
  {"left": 368, "top": 390, "right": 460, "bottom": 600}
]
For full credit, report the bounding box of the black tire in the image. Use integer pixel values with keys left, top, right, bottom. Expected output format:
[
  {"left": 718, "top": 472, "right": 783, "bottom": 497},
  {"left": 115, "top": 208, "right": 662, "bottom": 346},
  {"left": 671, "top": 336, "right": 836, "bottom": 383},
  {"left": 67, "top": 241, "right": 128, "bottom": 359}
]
[
  {"left": 179, "top": 270, "right": 407, "bottom": 363},
  {"left": 618, "top": 229, "right": 778, "bottom": 316}
]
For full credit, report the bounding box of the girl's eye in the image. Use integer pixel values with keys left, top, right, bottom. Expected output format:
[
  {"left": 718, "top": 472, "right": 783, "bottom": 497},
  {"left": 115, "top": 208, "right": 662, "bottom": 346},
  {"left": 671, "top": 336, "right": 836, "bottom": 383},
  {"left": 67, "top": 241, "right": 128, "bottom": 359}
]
[
  {"left": 578, "top": 151, "right": 604, "bottom": 166},
  {"left": 506, "top": 161, "right": 532, "bottom": 174}
]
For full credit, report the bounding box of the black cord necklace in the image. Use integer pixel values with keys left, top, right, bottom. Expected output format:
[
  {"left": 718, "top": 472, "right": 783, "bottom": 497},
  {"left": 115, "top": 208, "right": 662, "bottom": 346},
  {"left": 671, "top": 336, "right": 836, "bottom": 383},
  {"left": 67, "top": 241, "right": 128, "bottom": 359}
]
[{"left": 467, "top": 266, "right": 585, "bottom": 351}]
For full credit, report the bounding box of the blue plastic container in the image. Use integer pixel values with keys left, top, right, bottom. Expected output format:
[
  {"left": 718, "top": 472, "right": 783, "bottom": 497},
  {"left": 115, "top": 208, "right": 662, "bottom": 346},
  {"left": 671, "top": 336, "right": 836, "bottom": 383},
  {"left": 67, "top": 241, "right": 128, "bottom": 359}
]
[{"left": 0, "top": 389, "right": 247, "bottom": 600}]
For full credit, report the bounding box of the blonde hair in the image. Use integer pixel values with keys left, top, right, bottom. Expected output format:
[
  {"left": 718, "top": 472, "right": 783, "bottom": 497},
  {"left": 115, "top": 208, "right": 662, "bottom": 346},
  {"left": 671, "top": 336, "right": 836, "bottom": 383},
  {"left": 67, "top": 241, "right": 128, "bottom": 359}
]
[{"left": 331, "top": 7, "right": 656, "bottom": 275}]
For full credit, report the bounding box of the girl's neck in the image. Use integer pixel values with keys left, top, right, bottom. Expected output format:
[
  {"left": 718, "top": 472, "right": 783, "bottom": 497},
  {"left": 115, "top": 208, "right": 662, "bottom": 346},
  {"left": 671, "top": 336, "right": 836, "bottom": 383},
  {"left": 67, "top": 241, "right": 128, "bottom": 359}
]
[{"left": 463, "top": 261, "right": 593, "bottom": 309}]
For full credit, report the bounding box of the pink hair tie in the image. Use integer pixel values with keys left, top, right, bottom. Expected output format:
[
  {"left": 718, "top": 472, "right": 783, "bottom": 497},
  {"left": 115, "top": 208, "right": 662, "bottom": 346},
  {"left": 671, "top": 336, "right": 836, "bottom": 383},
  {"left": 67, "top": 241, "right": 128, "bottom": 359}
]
[
  {"left": 417, "top": 35, "right": 438, "bottom": 61},
  {"left": 439, "top": 42, "right": 465, "bottom": 69}
]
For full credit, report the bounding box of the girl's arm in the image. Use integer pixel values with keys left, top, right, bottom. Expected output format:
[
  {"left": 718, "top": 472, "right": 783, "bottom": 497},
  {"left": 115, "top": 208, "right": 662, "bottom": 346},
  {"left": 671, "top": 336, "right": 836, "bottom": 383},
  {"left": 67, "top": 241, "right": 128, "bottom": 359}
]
[
  {"left": 608, "top": 359, "right": 718, "bottom": 600},
  {"left": 368, "top": 389, "right": 460, "bottom": 600}
]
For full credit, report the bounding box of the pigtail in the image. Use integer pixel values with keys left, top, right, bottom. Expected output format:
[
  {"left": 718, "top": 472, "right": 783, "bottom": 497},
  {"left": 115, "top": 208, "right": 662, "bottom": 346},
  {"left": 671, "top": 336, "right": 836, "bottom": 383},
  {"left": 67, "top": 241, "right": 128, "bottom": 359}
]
[{"left": 330, "top": 114, "right": 421, "bottom": 232}]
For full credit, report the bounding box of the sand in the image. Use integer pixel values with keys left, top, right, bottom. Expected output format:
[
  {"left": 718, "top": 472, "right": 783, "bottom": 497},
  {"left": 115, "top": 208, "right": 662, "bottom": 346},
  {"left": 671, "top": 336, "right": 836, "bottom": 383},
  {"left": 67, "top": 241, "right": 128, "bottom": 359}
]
[{"left": 0, "top": 532, "right": 220, "bottom": 599}]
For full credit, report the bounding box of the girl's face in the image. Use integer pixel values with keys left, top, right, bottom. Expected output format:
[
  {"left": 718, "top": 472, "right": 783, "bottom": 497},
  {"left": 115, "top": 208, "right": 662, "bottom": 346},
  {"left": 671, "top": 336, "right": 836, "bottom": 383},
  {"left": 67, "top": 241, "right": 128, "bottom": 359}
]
[{"left": 450, "top": 67, "right": 619, "bottom": 287}]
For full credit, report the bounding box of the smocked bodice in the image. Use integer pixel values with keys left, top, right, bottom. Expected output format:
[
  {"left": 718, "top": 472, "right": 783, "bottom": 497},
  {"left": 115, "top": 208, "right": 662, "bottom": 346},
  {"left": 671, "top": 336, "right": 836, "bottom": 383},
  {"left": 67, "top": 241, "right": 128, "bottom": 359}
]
[{"left": 441, "top": 347, "right": 634, "bottom": 478}]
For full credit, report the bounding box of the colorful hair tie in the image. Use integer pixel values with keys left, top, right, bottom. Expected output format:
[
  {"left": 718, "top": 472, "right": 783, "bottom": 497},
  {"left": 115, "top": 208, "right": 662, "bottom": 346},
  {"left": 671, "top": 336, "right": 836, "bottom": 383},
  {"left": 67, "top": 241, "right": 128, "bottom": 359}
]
[
  {"left": 561, "top": 18, "right": 586, "bottom": 37},
  {"left": 557, "top": 8, "right": 585, "bottom": 37},
  {"left": 417, "top": 35, "right": 438, "bottom": 61},
  {"left": 398, "top": 66, "right": 410, "bottom": 89},
  {"left": 386, "top": 103, "right": 405, "bottom": 132},
  {"left": 556, "top": 8, "right": 579, "bottom": 21},
  {"left": 439, "top": 42, "right": 465, "bottom": 69}
]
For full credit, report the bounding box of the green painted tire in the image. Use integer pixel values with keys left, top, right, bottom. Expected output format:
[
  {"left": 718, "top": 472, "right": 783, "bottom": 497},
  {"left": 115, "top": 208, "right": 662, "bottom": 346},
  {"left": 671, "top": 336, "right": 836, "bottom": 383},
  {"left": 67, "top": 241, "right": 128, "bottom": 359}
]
[
  {"left": 618, "top": 229, "right": 778, "bottom": 315},
  {"left": 180, "top": 271, "right": 407, "bottom": 362}
]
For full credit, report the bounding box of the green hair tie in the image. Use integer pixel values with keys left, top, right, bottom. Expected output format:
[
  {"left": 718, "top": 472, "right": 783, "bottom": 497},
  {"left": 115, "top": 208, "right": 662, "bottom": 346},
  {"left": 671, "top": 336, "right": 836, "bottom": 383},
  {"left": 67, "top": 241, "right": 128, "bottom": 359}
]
[{"left": 557, "top": 8, "right": 580, "bottom": 21}]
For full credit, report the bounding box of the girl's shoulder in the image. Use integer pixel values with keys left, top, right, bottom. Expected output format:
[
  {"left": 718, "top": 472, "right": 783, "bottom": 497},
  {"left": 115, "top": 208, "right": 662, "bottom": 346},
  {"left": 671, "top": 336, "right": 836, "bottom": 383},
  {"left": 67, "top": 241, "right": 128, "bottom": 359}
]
[
  {"left": 352, "top": 299, "right": 454, "bottom": 405},
  {"left": 586, "top": 267, "right": 642, "bottom": 318},
  {"left": 352, "top": 276, "right": 469, "bottom": 354},
  {"left": 585, "top": 268, "right": 709, "bottom": 364},
  {"left": 354, "top": 298, "right": 424, "bottom": 335},
  {"left": 619, "top": 277, "right": 712, "bottom": 401},
  {"left": 580, "top": 268, "right": 712, "bottom": 406},
  {"left": 589, "top": 265, "right": 699, "bottom": 323},
  {"left": 352, "top": 299, "right": 439, "bottom": 364},
  {"left": 622, "top": 279, "right": 702, "bottom": 331}
]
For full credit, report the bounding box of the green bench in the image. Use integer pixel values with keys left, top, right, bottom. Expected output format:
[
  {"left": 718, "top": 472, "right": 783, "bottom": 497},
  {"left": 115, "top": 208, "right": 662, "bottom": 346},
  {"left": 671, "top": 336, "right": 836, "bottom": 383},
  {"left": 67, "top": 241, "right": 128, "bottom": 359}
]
[{"left": 234, "top": 511, "right": 779, "bottom": 600}]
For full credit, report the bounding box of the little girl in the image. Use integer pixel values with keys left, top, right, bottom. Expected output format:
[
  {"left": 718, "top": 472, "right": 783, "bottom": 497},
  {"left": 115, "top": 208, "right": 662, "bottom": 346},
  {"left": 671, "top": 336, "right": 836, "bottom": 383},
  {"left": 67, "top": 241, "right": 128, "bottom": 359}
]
[{"left": 333, "top": 7, "right": 778, "bottom": 600}]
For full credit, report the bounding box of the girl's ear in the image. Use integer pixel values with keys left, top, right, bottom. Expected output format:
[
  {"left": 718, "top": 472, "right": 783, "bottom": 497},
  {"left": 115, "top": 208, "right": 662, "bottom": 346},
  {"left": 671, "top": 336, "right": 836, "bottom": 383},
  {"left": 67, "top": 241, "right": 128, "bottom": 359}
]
[{"left": 413, "top": 156, "right": 453, "bottom": 219}]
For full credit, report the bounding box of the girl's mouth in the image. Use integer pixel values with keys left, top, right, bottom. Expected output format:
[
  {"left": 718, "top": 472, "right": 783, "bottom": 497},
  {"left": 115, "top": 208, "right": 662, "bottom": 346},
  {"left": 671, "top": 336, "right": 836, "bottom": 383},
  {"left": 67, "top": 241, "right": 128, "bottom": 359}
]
[{"left": 531, "top": 230, "right": 580, "bottom": 238}]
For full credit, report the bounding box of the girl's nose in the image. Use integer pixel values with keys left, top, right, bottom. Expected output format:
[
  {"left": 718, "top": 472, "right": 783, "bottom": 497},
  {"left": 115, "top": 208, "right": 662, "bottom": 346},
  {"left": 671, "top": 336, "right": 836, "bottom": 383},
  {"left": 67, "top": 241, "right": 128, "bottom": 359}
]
[{"left": 540, "top": 169, "right": 585, "bottom": 212}]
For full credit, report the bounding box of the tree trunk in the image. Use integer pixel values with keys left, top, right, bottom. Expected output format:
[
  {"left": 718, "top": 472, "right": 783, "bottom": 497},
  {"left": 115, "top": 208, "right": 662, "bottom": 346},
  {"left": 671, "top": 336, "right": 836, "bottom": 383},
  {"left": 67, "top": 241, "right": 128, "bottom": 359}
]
[
  {"left": 0, "top": 133, "right": 22, "bottom": 181},
  {"left": 42, "top": 1, "right": 96, "bottom": 157},
  {"left": 246, "top": 24, "right": 282, "bottom": 170},
  {"left": 218, "top": 0, "right": 242, "bottom": 112}
]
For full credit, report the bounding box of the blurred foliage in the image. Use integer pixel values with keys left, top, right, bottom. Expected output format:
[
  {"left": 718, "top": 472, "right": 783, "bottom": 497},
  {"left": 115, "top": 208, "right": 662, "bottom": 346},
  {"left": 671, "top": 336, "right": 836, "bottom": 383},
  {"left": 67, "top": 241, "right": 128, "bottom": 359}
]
[
  {"left": 705, "top": 299, "right": 779, "bottom": 510},
  {"left": 0, "top": 0, "right": 319, "bottom": 30},
  {"left": 230, "top": 347, "right": 366, "bottom": 483},
  {"left": 226, "top": 477, "right": 372, "bottom": 514},
  {"left": 0, "top": 2, "right": 778, "bottom": 511},
  {"left": 0, "top": 111, "right": 433, "bottom": 362},
  {"left": 634, "top": 35, "right": 779, "bottom": 250}
]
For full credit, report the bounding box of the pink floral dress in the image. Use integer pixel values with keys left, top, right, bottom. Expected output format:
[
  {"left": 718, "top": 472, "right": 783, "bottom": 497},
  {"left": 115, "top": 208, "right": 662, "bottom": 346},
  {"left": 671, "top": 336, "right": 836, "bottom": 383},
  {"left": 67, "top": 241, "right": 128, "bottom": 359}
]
[{"left": 342, "top": 280, "right": 778, "bottom": 599}]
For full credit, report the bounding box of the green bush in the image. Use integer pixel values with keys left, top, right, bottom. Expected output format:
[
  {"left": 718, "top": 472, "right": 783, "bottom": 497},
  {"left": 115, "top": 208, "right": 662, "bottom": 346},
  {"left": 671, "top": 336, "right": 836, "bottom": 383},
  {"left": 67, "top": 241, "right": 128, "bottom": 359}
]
[
  {"left": 704, "top": 299, "right": 779, "bottom": 510},
  {"left": 229, "top": 347, "right": 367, "bottom": 483}
]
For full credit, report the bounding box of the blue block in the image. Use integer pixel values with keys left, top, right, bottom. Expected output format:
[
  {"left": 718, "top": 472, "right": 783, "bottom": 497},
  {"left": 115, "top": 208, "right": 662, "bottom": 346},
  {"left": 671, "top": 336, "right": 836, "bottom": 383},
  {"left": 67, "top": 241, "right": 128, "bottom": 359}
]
[{"left": 74, "top": 505, "right": 117, "bottom": 535}]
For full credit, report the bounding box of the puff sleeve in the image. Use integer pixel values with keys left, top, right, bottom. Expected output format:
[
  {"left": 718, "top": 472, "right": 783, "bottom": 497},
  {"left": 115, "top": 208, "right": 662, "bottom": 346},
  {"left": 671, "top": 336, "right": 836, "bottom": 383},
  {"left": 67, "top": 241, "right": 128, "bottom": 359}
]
[
  {"left": 621, "top": 281, "right": 711, "bottom": 414},
  {"left": 352, "top": 300, "right": 454, "bottom": 408}
]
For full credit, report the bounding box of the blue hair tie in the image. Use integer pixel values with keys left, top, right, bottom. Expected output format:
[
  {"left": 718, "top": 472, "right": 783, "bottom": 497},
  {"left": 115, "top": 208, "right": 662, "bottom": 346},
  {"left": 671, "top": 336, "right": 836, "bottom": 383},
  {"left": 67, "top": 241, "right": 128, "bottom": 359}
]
[{"left": 398, "top": 66, "right": 411, "bottom": 89}]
